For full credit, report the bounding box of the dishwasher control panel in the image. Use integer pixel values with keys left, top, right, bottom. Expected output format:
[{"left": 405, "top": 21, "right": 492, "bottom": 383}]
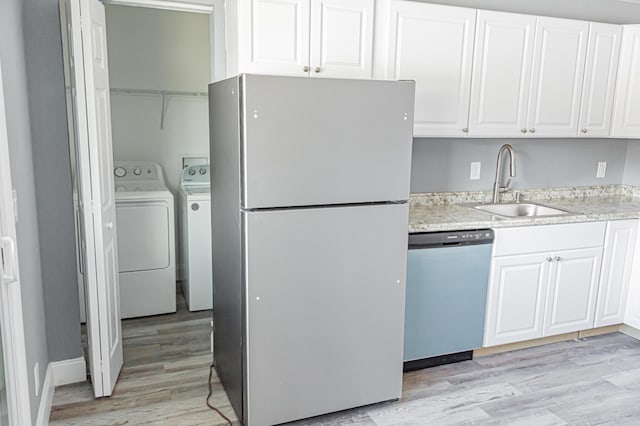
[{"left": 409, "top": 229, "right": 494, "bottom": 248}]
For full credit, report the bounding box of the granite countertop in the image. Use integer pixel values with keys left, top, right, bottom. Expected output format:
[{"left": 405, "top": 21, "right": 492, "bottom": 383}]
[{"left": 409, "top": 185, "right": 640, "bottom": 233}]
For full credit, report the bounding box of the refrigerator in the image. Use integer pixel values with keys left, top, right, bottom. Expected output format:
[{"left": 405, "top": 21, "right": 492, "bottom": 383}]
[{"left": 209, "top": 74, "right": 415, "bottom": 426}]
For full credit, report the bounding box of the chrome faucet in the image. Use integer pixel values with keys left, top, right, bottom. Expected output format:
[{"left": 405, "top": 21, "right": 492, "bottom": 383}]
[{"left": 492, "top": 144, "right": 516, "bottom": 203}]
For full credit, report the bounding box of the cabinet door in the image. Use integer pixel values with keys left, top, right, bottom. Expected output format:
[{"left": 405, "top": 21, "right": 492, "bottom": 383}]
[
  {"left": 544, "top": 247, "right": 602, "bottom": 336},
  {"left": 468, "top": 11, "right": 536, "bottom": 137},
  {"left": 238, "top": 0, "right": 311, "bottom": 76},
  {"left": 578, "top": 23, "right": 622, "bottom": 137},
  {"left": 387, "top": 1, "right": 476, "bottom": 137},
  {"left": 612, "top": 25, "right": 640, "bottom": 138},
  {"left": 484, "top": 254, "right": 549, "bottom": 347},
  {"left": 527, "top": 17, "right": 589, "bottom": 137},
  {"left": 309, "top": 0, "right": 374, "bottom": 79},
  {"left": 596, "top": 220, "right": 638, "bottom": 327}
]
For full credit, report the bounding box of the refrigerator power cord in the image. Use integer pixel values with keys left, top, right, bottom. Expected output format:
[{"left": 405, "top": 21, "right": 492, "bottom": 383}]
[{"left": 207, "top": 363, "right": 233, "bottom": 425}]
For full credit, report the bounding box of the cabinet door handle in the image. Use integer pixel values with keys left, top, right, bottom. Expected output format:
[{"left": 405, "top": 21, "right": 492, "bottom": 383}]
[
  {"left": 529, "top": 128, "right": 536, "bottom": 134},
  {"left": 462, "top": 128, "right": 469, "bottom": 133},
  {"left": 314, "top": 66, "right": 321, "bottom": 73},
  {"left": 581, "top": 128, "right": 588, "bottom": 134},
  {"left": 521, "top": 128, "right": 527, "bottom": 134},
  {"left": 303, "top": 66, "right": 309, "bottom": 73},
  {"left": 546, "top": 257, "right": 553, "bottom": 262},
  {"left": 554, "top": 256, "right": 561, "bottom": 262}
]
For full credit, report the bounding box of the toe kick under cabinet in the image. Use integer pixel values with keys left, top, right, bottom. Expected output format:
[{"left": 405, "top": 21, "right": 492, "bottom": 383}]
[{"left": 484, "top": 221, "right": 639, "bottom": 347}]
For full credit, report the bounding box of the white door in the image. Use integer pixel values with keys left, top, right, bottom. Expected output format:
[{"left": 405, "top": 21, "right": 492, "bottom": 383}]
[
  {"left": 0, "top": 58, "right": 32, "bottom": 425},
  {"left": 527, "top": 17, "right": 589, "bottom": 137},
  {"left": 238, "top": 0, "right": 311, "bottom": 76},
  {"left": 309, "top": 0, "right": 374, "bottom": 79},
  {"left": 578, "top": 23, "right": 622, "bottom": 137},
  {"left": 596, "top": 220, "right": 638, "bottom": 327},
  {"left": 612, "top": 25, "right": 640, "bottom": 138},
  {"left": 484, "top": 254, "right": 549, "bottom": 347},
  {"left": 544, "top": 247, "right": 602, "bottom": 336},
  {"left": 64, "top": 0, "right": 123, "bottom": 397},
  {"left": 468, "top": 10, "right": 536, "bottom": 137},
  {"left": 387, "top": 1, "right": 476, "bottom": 137}
]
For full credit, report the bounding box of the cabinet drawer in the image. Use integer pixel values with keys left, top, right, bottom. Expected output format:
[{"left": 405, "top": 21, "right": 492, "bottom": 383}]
[{"left": 493, "top": 222, "right": 606, "bottom": 256}]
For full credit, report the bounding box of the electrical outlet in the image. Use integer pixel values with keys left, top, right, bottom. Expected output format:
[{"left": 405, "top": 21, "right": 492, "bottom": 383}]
[
  {"left": 597, "top": 161, "right": 607, "bottom": 178},
  {"left": 34, "top": 363, "right": 39, "bottom": 397},
  {"left": 470, "top": 162, "right": 481, "bottom": 180}
]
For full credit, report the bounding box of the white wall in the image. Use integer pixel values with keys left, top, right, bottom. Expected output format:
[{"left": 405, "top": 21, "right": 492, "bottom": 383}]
[
  {"left": 105, "top": 5, "right": 210, "bottom": 92},
  {"left": 110, "top": 94, "right": 208, "bottom": 192},
  {"left": 105, "top": 5, "right": 211, "bottom": 192}
]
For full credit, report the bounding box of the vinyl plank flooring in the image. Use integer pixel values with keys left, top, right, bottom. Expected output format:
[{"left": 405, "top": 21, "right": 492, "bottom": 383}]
[{"left": 51, "top": 293, "right": 640, "bottom": 426}]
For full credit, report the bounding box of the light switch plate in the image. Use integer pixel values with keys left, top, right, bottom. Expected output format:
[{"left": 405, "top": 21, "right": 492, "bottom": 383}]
[
  {"left": 597, "top": 161, "right": 607, "bottom": 178},
  {"left": 470, "top": 162, "right": 481, "bottom": 180}
]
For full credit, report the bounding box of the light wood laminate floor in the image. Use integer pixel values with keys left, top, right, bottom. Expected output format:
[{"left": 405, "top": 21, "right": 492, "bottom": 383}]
[{"left": 51, "top": 295, "right": 640, "bottom": 425}]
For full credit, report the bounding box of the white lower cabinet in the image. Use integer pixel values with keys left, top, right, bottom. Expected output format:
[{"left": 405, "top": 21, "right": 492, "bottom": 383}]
[
  {"left": 544, "top": 247, "right": 602, "bottom": 336},
  {"left": 484, "top": 222, "right": 606, "bottom": 347},
  {"left": 485, "top": 254, "right": 549, "bottom": 346},
  {"left": 596, "top": 220, "right": 638, "bottom": 327}
]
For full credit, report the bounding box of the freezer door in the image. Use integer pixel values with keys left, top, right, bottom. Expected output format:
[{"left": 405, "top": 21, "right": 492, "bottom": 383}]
[
  {"left": 244, "top": 203, "right": 408, "bottom": 426},
  {"left": 241, "top": 75, "right": 415, "bottom": 209}
]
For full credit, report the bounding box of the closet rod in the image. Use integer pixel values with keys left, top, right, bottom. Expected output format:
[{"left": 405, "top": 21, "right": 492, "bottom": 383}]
[{"left": 110, "top": 88, "right": 208, "bottom": 97}]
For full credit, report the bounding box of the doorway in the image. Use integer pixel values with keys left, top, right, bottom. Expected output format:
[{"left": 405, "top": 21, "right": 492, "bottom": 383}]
[{"left": 60, "top": 0, "right": 225, "bottom": 400}]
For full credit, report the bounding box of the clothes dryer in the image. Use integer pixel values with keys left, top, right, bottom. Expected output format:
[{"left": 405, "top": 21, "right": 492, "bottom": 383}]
[
  {"left": 178, "top": 164, "right": 212, "bottom": 311},
  {"left": 114, "top": 161, "right": 176, "bottom": 318}
]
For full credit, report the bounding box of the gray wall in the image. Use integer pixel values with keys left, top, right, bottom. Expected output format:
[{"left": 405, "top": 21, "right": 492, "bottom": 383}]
[
  {"left": 624, "top": 140, "right": 640, "bottom": 186},
  {"left": 23, "top": 0, "right": 82, "bottom": 362},
  {"left": 0, "top": 0, "right": 50, "bottom": 420},
  {"left": 421, "top": 0, "right": 640, "bottom": 24},
  {"left": 411, "top": 138, "right": 630, "bottom": 193}
]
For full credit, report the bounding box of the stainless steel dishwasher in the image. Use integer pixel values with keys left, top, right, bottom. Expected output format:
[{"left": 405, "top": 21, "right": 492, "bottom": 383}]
[{"left": 404, "top": 229, "right": 494, "bottom": 371}]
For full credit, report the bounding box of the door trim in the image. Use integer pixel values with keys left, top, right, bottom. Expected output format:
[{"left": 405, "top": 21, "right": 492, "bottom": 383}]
[{"left": 0, "top": 55, "right": 34, "bottom": 425}]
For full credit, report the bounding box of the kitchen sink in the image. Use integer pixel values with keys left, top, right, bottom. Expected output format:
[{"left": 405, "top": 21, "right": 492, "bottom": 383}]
[{"left": 474, "top": 203, "right": 568, "bottom": 218}]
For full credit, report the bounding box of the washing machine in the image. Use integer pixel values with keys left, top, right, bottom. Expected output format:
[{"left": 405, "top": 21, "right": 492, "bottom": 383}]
[
  {"left": 114, "top": 161, "right": 176, "bottom": 319},
  {"left": 178, "top": 164, "right": 212, "bottom": 311}
]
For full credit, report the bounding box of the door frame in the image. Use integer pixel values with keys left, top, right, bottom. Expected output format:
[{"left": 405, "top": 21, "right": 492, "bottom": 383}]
[
  {"left": 66, "top": 0, "right": 225, "bottom": 397},
  {"left": 0, "top": 57, "right": 34, "bottom": 425}
]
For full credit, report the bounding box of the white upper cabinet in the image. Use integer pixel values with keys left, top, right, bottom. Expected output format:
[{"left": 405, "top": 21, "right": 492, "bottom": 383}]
[
  {"left": 227, "top": 0, "right": 374, "bottom": 79},
  {"left": 468, "top": 10, "right": 536, "bottom": 137},
  {"left": 310, "top": 0, "right": 374, "bottom": 79},
  {"left": 527, "top": 17, "right": 589, "bottom": 137},
  {"left": 469, "top": 13, "right": 590, "bottom": 137},
  {"left": 612, "top": 25, "right": 640, "bottom": 138},
  {"left": 234, "top": 0, "right": 311, "bottom": 76},
  {"left": 578, "top": 23, "right": 622, "bottom": 137},
  {"left": 385, "top": 1, "right": 476, "bottom": 137}
]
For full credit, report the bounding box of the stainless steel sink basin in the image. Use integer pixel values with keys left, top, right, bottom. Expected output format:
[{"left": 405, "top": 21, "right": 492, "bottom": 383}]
[{"left": 474, "top": 203, "right": 568, "bottom": 218}]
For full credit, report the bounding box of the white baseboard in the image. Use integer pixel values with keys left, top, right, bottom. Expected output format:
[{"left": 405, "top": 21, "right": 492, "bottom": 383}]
[
  {"left": 51, "top": 356, "right": 86, "bottom": 387},
  {"left": 35, "top": 365, "right": 54, "bottom": 426},
  {"left": 35, "top": 357, "right": 87, "bottom": 426},
  {"left": 620, "top": 324, "right": 640, "bottom": 340}
]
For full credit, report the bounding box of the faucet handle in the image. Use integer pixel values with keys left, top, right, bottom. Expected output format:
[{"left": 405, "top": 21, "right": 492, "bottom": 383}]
[{"left": 515, "top": 192, "right": 522, "bottom": 203}]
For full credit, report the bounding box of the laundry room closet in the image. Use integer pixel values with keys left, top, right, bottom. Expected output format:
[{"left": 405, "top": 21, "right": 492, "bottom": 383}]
[{"left": 72, "top": 3, "right": 214, "bottom": 353}]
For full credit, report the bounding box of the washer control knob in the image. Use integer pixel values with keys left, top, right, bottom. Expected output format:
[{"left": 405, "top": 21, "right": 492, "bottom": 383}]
[
  {"left": 133, "top": 168, "right": 142, "bottom": 176},
  {"left": 188, "top": 169, "right": 196, "bottom": 176},
  {"left": 199, "top": 168, "right": 207, "bottom": 175},
  {"left": 114, "top": 167, "right": 126, "bottom": 178},
  {"left": 191, "top": 203, "right": 200, "bottom": 211}
]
